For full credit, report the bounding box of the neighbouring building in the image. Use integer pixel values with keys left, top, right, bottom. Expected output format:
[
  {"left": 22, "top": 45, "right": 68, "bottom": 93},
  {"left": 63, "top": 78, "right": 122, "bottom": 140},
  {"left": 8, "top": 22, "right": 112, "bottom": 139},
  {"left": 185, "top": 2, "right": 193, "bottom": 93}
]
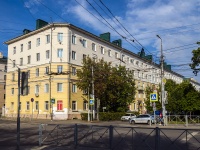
[
  {"left": 4, "top": 19, "right": 198, "bottom": 120},
  {"left": 0, "top": 52, "right": 7, "bottom": 115}
]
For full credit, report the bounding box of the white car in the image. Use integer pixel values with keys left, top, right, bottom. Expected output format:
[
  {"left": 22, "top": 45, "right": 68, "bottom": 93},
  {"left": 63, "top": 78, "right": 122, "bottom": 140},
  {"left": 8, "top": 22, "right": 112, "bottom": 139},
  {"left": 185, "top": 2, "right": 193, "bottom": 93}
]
[
  {"left": 129, "top": 114, "right": 154, "bottom": 125},
  {"left": 121, "top": 113, "right": 136, "bottom": 121}
]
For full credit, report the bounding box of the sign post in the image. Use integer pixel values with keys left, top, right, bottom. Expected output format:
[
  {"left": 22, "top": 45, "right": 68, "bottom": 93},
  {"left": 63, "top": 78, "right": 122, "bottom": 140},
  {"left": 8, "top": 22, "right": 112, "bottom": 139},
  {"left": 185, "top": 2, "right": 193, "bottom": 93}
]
[{"left": 150, "top": 93, "right": 158, "bottom": 125}]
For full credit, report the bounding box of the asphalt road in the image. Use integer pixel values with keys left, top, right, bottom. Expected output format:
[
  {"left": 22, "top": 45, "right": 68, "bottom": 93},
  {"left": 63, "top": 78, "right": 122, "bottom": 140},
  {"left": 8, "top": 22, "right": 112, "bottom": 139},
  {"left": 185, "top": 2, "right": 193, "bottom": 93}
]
[{"left": 0, "top": 119, "right": 199, "bottom": 150}]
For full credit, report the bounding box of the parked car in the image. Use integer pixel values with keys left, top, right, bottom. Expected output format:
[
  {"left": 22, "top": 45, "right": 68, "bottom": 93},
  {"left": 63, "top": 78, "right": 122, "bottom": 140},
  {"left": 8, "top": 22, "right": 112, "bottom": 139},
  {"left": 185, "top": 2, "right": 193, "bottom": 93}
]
[
  {"left": 129, "top": 114, "right": 154, "bottom": 125},
  {"left": 121, "top": 113, "right": 136, "bottom": 121}
]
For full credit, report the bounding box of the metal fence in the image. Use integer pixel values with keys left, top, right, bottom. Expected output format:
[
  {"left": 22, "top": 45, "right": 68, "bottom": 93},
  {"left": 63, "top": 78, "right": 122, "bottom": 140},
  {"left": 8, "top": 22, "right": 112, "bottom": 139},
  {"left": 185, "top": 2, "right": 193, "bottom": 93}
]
[{"left": 39, "top": 124, "right": 200, "bottom": 150}]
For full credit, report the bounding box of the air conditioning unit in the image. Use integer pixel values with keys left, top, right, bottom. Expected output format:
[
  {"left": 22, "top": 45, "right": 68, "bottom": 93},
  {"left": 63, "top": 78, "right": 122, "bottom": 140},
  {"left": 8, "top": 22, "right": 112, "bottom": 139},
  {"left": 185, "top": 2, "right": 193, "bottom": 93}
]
[{"left": 35, "top": 92, "right": 39, "bottom": 97}]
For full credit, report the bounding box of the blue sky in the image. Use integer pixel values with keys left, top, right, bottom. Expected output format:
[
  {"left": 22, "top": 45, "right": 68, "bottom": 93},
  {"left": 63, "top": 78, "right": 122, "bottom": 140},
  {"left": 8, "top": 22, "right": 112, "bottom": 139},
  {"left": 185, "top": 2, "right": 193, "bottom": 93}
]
[{"left": 0, "top": 0, "right": 200, "bottom": 82}]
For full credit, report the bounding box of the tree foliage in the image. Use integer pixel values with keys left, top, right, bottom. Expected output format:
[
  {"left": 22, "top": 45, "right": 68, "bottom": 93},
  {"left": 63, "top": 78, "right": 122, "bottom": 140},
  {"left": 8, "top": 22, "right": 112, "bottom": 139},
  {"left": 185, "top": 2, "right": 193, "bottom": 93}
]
[
  {"left": 77, "top": 57, "right": 136, "bottom": 112},
  {"left": 190, "top": 46, "right": 200, "bottom": 76}
]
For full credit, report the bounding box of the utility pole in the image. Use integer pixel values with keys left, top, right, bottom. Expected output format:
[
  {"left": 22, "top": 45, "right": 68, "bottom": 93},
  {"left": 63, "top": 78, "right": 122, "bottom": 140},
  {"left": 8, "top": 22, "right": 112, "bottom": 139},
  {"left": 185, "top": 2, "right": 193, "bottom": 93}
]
[
  {"left": 17, "top": 68, "right": 21, "bottom": 150},
  {"left": 156, "top": 35, "right": 166, "bottom": 126}
]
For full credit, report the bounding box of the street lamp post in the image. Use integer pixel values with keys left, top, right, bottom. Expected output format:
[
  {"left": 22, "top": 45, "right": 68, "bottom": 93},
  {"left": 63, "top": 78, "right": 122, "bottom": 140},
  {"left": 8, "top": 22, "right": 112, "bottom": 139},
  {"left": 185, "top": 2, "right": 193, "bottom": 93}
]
[{"left": 156, "top": 35, "right": 166, "bottom": 126}]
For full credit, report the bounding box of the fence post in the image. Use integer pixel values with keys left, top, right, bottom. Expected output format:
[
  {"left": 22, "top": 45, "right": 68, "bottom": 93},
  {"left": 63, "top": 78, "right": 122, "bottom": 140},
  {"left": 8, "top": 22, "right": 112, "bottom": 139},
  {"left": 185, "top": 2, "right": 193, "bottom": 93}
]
[
  {"left": 109, "top": 125, "right": 113, "bottom": 149},
  {"left": 38, "top": 124, "right": 42, "bottom": 146},
  {"left": 74, "top": 124, "right": 78, "bottom": 148},
  {"left": 155, "top": 127, "right": 160, "bottom": 150},
  {"left": 185, "top": 115, "right": 188, "bottom": 127}
]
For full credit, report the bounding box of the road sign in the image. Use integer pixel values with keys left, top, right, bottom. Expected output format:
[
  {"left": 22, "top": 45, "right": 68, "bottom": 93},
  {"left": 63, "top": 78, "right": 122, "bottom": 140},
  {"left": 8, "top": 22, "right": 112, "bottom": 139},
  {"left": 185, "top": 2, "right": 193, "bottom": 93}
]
[
  {"left": 89, "top": 99, "right": 94, "bottom": 105},
  {"left": 150, "top": 93, "right": 158, "bottom": 102},
  {"left": 51, "top": 98, "right": 55, "bottom": 104}
]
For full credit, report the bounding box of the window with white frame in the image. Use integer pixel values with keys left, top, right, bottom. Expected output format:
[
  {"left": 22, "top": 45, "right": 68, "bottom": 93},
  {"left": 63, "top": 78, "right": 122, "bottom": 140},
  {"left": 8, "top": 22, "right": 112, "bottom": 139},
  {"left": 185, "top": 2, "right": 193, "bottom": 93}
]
[
  {"left": 82, "top": 39, "right": 87, "bottom": 47},
  {"left": 72, "top": 35, "right": 76, "bottom": 44},
  {"left": 92, "top": 43, "right": 96, "bottom": 51},
  {"left": 46, "top": 34, "right": 50, "bottom": 43},
  {"left": 11, "top": 88, "right": 14, "bottom": 95},
  {"left": 26, "top": 101, "right": 30, "bottom": 110},
  {"left": 45, "top": 101, "right": 49, "bottom": 110},
  {"left": 57, "top": 65, "right": 63, "bottom": 73},
  {"left": 35, "top": 101, "right": 39, "bottom": 110},
  {"left": 127, "top": 57, "right": 130, "bottom": 63},
  {"left": 72, "top": 84, "right": 77, "bottom": 93},
  {"left": 57, "top": 49, "right": 63, "bottom": 58},
  {"left": 45, "top": 66, "right": 49, "bottom": 75},
  {"left": 28, "top": 41, "right": 31, "bottom": 49},
  {"left": 46, "top": 50, "right": 50, "bottom": 59},
  {"left": 57, "top": 100, "right": 63, "bottom": 110},
  {"left": 72, "top": 67, "right": 76, "bottom": 76},
  {"left": 12, "top": 73, "right": 15, "bottom": 81},
  {"left": 13, "top": 60, "right": 15, "bottom": 68},
  {"left": 57, "top": 83, "right": 63, "bottom": 92},
  {"left": 108, "top": 50, "right": 111, "bottom": 57},
  {"left": 45, "top": 83, "right": 49, "bottom": 93},
  {"left": 20, "top": 58, "right": 23, "bottom": 66},
  {"left": 57, "top": 33, "right": 63, "bottom": 42},
  {"left": 72, "top": 101, "right": 77, "bottom": 111},
  {"left": 36, "top": 68, "right": 39, "bottom": 77},
  {"left": 36, "top": 53, "right": 40, "bottom": 61},
  {"left": 72, "top": 51, "right": 76, "bottom": 60},
  {"left": 35, "top": 85, "right": 39, "bottom": 94},
  {"left": 20, "top": 44, "right": 23, "bottom": 52},
  {"left": 36, "top": 38, "right": 40, "bottom": 46},
  {"left": 115, "top": 52, "right": 118, "bottom": 58},
  {"left": 27, "top": 55, "right": 31, "bottom": 64},
  {"left": 101, "top": 46, "right": 104, "bottom": 54},
  {"left": 83, "top": 101, "right": 88, "bottom": 110},
  {"left": 13, "top": 47, "right": 16, "bottom": 54}
]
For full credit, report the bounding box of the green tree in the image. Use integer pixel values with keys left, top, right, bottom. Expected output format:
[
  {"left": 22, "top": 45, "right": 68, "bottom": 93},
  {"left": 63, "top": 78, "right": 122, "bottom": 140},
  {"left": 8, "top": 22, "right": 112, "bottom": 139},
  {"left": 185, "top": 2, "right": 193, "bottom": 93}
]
[
  {"left": 190, "top": 44, "right": 200, "bottom": 75},
  {"left": 77, "top": 57, "right": 136, "bottom": 112}
]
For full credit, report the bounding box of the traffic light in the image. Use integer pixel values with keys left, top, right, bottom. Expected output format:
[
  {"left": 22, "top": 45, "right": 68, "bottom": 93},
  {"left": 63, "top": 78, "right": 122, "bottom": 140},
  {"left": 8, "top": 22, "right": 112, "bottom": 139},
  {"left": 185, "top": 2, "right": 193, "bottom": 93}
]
[{"left": 21, "top": 72, "right": 28, "bottom": 95}]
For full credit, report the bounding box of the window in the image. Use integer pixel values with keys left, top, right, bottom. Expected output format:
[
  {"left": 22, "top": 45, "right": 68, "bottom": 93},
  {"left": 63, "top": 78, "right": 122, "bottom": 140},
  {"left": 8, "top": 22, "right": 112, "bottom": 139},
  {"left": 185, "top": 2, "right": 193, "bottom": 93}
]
[
  {"left": 72, "top": 51, "right": 76, "bottom": 60},
  {"left": 11, "top": 102, "right": 14, "bottom": 110},
  {"left": 12, "top": 73, "right": 15, "bottom": 81},
  {"left": 13, "top": 60, "right": 16, "bottom": 68},
  {"left": 72, "top": 84, "right": 77, "bottom": 93},
  {"left": 83, "top": 101, "right": 88, "bottom": 110},
  {"left": 108, "top": 50, "right": 111, "bottom": 57},
  {"left": 13, "top": 47, "right": 16, "bottom": 54},
  {"left": 35, "top": 101, "right": 39, "bottom": 110},
  {"left": 127, "top": 57, "right": 130, "bottom": 63},
  {"left": 36, "top": 68, "right": 39, "bottom": 77},
  {"left": 57, "top": 49, "right": 63, "bottom": 58},
  {"left": 36, "top": 53, "right": 40, "bottom": 61},
  {"left": 72, "top": 35, "right": 76, "bottom": 44},
  {"left": 27, "top": 55, "right": 31, "bottom": 64},
  {"left": 122, "top": 54, "right": 125, "bottom": 61},
  {"left": 46, "top": 34, "right": 50, "bottom": 43},
  {"left": 83, "top": 54, "right": 86, "bottom": 60},
  {"left": 45, "top": 101, "right": 49, "bottom": 110},
  {"left": 72, "top": 101, "right": 77, "bottom": 111},
  {"left": 26, "top": 101, "right": 30, "bottom": 110},
  {"left": 92, "top": 43, "right": 96, "bottom": 51},
  {"left": 101, "top": 46, "right": 104, "bottom": 54},
  {"left": 36, "top": 38, "right": 40, "bottom": 46},
  {"left": 57, "top": 100, "right": 63, "bottom": 110},
  {"left": 82, "top": 39, "right": 87, "bottom": 47},
  {"left": 4, "top": 75, "right": 6, "bottom": 80},
  {"left": 115, "top": 52, "right": 118, "bottom": 58},
  {"left": 45, "top": 50, "right": 50, "bottom": 59},
  {"left": 45, "top": 83, "right": 49, "bottom": 93},
  {"left": 72, "top": 67, "right": 76, "bottom": 76},
  {"left": 130, "top": 59, "right": 134, "bottom": 64},
  {"left": 57, "top": 65, "right": 63, "bottom": 73},
  {"left": 57, "top": 33, "right": 63, "bottom": 42},
  {"left": 27, "top": 70, "right": 30, "bottom": 79},
  {"left": 20, "top": 58, "right": 23, "bottom": 66},
  {"left": 11, "top": 88, "right": 14, "bottom": 95},
  {"left": 57, "top": 83, "right": 63, "bottom": 92},
  {"left": 28, "top": 41, "right": 31, "bottom": 49},
  {"left": 35, "top": 85, "right": 39, "bottom": 94},
  {"left": 45, "top": 66, "right": 49, "bottom": 75},
  {"left": 20, "top": 44, "right": 23, "bottom": 52},
  {"left": 5, "top": 66, "right": 7, "bottom": 71}
]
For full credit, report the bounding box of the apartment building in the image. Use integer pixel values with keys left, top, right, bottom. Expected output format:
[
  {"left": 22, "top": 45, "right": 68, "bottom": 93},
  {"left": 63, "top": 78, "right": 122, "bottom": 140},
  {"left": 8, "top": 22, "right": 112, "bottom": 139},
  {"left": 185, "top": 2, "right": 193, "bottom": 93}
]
[
  {"left": 0, "top": 52, "right": 7, "bottom": 115},
  {"left": 5, "top": 19, "right": 188, "bottom": 119}
]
